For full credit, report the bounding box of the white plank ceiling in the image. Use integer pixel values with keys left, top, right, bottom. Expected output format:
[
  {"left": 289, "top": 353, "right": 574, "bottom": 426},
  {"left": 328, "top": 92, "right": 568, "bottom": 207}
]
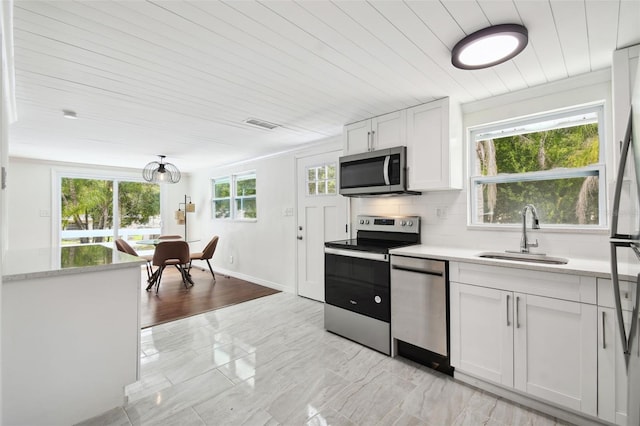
[{"left": 9, "top": 0, "right": 640, "bottom": 172}]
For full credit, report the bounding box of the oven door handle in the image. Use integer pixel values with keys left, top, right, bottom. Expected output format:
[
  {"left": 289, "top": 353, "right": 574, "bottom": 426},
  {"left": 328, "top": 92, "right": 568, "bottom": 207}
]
[{"left": 325, "top": 247, "right": 389, "bottom": 262}]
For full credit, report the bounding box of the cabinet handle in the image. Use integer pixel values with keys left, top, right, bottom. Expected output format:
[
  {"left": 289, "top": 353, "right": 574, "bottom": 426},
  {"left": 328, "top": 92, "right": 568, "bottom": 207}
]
[
  {"left": 506, "top": 294, "right": 511, "bottom": 326},
  {"left": 516, "top": 296, "right": 520, "bottom": 328},
  {"left": 370, "top": 130, "right": 375, "bottom": 151},
  {"left": 367, "top": 131, "right": 371, "bottom": 151},
  {"left": 602, "top": 311, "right": 607, "bottom": 349}
]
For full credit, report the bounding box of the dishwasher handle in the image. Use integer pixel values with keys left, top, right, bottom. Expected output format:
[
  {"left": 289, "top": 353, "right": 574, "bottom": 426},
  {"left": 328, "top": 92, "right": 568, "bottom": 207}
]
[{"left": 391, "top": 264, "right": 443, "bottom": 277}]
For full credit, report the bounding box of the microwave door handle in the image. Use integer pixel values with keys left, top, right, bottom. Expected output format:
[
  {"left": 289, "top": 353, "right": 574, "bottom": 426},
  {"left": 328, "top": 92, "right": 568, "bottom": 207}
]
[{"left": 383, "top": 155, "right": 391, "bottom": 185}]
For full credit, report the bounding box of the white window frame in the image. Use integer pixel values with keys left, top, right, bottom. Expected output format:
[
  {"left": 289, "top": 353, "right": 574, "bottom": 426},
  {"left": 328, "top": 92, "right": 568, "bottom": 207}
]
[
  {"left": 233, "top": 172, "right": 257, "bottom": 221},
  {"left": 468, "top": 103, "right": 607, "bottom": 230},
  {"left": 305, "top": 162, "right": 337, "bottom": 196},
  {"left": 211, "top": 171, "right": 257, "bottom": 221},
  {"left": 55, "top": 170, "right": 162, "bottom": 246},
  {"left": 211, "top": 176, "right": 231, "bottom": 219}
]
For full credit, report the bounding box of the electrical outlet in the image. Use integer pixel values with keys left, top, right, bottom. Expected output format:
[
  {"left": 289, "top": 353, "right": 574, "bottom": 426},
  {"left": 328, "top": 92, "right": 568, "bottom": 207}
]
[
  {"left": 436, "top": 207, "right": 448, "bottom": 219},
  {"left": 39, "top": 209, "right": 50, "bottom": 217}
]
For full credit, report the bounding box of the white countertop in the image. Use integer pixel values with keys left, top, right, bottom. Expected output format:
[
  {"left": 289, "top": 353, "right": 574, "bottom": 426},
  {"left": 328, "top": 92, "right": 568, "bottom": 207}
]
[
  {"left": 389, "top": 244, "right": 640, "bottom": 281},
  {"left": 2, "top": 244, "right": 145, "bottom": 282}
]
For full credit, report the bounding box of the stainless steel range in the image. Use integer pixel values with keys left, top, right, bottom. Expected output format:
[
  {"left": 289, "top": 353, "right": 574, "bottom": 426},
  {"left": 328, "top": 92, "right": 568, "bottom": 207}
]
[{"left": 324, "top": 215, "right": 420, "bottom": 355}]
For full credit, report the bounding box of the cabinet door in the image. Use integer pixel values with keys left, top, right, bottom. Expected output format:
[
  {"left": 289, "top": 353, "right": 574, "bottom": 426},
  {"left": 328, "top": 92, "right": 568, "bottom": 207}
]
[
  {"left": 450, "top": 282, "right": 514, "bottom": 387},
  {"left": 370, "top": 110, "right": 405, "bottom": 151},
  {"left": 514, "top": 294, "right": 597, "bottom": 416},
  {"left": 598, "top": 306, "right": 630, "bottom": 426},
  {"left": 343, "top": 119, "right": 371, "bottom": 155},
  {"left": 406, "top": 98, "right": 462, "bottom": 190}
]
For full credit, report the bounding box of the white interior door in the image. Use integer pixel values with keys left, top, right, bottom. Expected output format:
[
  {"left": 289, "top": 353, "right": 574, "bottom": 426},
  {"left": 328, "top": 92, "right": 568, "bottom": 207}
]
[{"left": 296, "top": 150, "right": 348, "bottom": 302}]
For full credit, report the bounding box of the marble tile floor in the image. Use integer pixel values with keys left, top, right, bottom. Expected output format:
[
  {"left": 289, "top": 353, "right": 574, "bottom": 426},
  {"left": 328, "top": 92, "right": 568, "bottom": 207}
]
[{"left": 77, "top": 292, "right": 571, "bottom": 426}]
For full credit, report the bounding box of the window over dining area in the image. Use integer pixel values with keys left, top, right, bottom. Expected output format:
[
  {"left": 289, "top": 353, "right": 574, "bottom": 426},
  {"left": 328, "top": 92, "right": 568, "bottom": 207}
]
[
  {"left": 469, "top": 104, "right": 606, "bottom": 228},
  {"left": 60, "top": 176, "right": 161, "bottom": 245},
  {"left": 212, "top": 172, "right": 257, "bottom": 220}
]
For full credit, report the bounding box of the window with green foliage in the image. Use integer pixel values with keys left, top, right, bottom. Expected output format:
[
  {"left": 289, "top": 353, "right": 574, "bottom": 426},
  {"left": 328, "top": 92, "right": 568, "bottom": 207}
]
[
  {"left": 235, "top": 173, "right": 257, "bottom": 219},
  {"left": 470, "top": 105, "right": 605, "bottom": 228},
  {"left": 212, "top": 177, "right": 231, "bottom": 219},
  {"left": 60, "top": 177, "right": 160, "bottom": 245},
  {"left": 212, "top": 172, "right": 257, "bottom": 220}
]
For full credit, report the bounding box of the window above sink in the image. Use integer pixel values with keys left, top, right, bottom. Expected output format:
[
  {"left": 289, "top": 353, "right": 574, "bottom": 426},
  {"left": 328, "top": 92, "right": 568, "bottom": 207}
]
[{"left": 468, "top": 103, "right": 606, "bottom": 230}]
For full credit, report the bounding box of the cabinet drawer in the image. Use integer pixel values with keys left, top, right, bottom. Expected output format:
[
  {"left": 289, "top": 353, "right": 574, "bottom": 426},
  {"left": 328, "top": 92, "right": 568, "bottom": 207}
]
[
  {"left": 597, "top": 278, "right": 636, "bottom": 311},
  {"left": 450, "top": 262, "right": 596, "bottom": 304}
]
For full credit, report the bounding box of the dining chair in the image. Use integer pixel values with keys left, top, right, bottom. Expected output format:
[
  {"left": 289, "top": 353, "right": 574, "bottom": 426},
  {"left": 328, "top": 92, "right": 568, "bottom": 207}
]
[
  {"left": 115, "top": 238, "right": 153, "bottom": 280},
  {"left": 188, "top": 235, "right": 219, "bottom": 280},
  {"left": 148, "top": 240, "right": 193, "bottom": 293},
  {"left": 158, "top": 235, "right": 182, "bottom": 240}
]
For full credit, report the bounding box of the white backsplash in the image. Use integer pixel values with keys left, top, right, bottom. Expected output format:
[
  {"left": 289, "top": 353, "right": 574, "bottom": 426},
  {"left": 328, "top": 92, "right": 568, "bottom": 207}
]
[{"left": 352, "top": 190, "right": 609, "bottom": 261}]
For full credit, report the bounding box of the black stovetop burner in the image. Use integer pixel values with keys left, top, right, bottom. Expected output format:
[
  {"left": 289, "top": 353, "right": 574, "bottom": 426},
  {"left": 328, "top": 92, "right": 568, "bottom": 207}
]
[
  {"left": 324, "top": 238, "right": 416, "bottom": 254},
  {"left": 324, "top": 214, "right": 421, "bottom": 254}
]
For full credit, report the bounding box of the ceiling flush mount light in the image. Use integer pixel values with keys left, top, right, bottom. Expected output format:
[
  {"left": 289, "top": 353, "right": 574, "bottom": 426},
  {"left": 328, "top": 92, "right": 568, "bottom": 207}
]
[
  {"left": 62, "top": 109, "right": 77, "bottom": 119},
  {"left": 451, "top": 24, "right": 528, "bottom": 70},
  {"left": 142, "top": 155, "right": 181, "bottom": 184}
]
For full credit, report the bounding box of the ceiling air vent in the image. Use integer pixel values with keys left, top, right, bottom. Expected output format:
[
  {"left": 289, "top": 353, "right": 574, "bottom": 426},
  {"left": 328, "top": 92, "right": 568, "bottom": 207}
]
[{"left": 243, "top": 118, "right": 280, "bottom": 130}]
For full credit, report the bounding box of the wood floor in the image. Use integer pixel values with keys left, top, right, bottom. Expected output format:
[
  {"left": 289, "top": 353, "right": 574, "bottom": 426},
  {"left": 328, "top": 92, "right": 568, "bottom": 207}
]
[{"left": 139, "top": 266, "right": 280, "bottom": 328}]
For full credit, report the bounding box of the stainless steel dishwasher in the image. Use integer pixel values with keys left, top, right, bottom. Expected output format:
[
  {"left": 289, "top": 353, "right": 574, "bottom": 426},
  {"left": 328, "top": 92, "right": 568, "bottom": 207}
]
[{"left": 391, "top": 255, "right": 452, "bottom": 375}]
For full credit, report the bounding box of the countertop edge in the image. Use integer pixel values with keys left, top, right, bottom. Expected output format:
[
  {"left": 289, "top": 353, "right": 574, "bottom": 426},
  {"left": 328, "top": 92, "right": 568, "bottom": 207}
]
[
  {"left": 2, "top": 248, "right": 146, "bottom": 283},
  {"left": 389, "top": 245, "right": 621, "bottom": 280},
  {"left": 3, "top": 258, "right": 146, "bottom": 282}
]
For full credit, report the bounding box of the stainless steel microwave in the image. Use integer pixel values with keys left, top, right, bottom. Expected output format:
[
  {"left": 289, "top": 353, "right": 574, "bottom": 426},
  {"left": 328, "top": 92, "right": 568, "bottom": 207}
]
[{"left": 338, "top": 146, "right": 420, "bottom": 197}]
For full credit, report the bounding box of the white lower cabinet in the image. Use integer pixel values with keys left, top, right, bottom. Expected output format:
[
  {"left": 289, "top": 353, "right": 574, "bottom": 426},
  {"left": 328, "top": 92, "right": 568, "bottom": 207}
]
[
  {"left": 598, "top": 306, "right": 631, "bottom": 425},
  {"left": 514, "top": 293, "right": 597, "bottom": 415},
  {"left": 450, "top": 283, "right": 513, "bottom": 386},
  {"left": 597, "top": 276, "right": 636, "bottom": 425},
  {"left": 451, "top": 281, "right": 598, "bottom": 417}
]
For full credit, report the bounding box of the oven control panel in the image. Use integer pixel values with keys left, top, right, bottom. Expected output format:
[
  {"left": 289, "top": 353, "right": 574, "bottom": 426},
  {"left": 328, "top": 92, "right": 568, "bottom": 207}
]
[{"left": 356, "top": 215, "right": 420, "bottom": 233}]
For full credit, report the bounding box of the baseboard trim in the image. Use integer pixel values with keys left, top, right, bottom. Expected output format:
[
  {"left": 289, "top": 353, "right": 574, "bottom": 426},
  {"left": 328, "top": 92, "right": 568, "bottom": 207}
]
[
  {"left": 210, "top": 266, "right": 291, "bottom": 294},
  {"left": 454, "top": 371, "right": 613, "bottom": 426}
]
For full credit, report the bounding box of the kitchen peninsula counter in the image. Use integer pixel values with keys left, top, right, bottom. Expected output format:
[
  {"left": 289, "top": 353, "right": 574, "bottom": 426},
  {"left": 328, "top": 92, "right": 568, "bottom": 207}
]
[
  {"left": 2, "top": 243, "right": 145, "bottom": 281},
  {"left": 2, "top": 244, "right": 143, "bottom": 426}
]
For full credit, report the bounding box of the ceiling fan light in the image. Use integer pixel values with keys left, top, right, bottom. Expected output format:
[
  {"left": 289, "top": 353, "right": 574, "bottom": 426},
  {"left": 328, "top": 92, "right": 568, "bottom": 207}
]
[{"left": 452, "top": 24, "right": 528, "bottom": 70}]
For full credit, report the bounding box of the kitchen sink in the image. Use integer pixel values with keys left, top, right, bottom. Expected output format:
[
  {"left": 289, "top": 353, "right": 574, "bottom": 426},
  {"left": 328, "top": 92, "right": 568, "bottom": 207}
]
[{"left": 476, "top": 251, "right": 569, "bottom": 265}]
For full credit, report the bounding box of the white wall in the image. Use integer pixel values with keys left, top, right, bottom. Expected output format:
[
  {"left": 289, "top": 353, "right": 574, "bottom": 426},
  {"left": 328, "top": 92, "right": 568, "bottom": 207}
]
[
  {"left": 352, "top": 70, "right": 613, "bottom": 261},
  {"left": 6, "top": 157, "right": 189, "bottom": 250},
  {"left": 5, "top": 69, "right": 621, "bottom": 296},
  {"left": 187, "top": 152, "right": 298, "bottom": 293}
]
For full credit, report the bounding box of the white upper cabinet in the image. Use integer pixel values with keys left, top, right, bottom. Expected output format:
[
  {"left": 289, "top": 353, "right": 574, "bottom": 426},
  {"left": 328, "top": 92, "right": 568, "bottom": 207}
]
[
  {"left": 406, "top": 97, "right": 463, "bottom": 191},
  {"left": 343, "top": 110, "right": 405, "bottom": 155},
  {"left": 612, "top": 44, "right": 639, "bottom": 175},
  {"left": 343, "top": 98, "right": 463, "bottom": 190}
]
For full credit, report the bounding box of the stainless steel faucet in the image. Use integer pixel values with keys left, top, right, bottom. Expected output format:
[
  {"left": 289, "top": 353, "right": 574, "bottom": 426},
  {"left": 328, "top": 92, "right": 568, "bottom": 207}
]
[{"left": 520, "top": 204, "right": 540, "bottom": 253}]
